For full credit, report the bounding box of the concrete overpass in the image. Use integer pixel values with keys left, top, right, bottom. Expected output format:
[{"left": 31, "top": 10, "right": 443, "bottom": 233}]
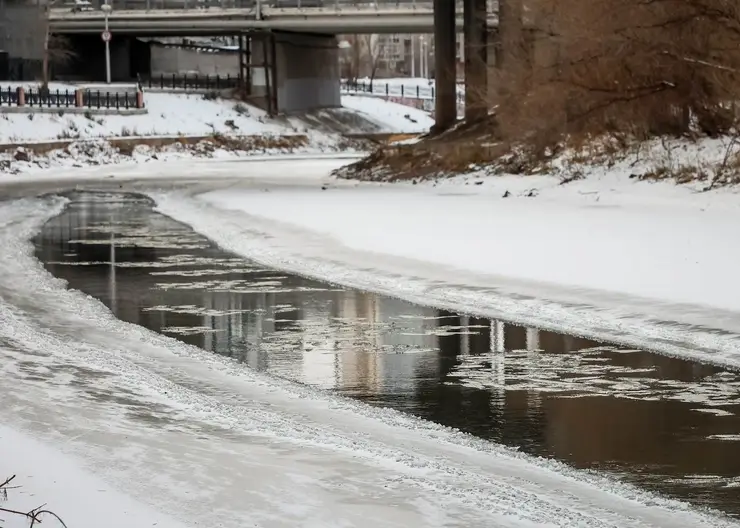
[
  {"left": 43, "top": 0, "right": 496, "bottom": 129},
  {"left": 49, "top": 1, "right": 498, "bottom": 35}
]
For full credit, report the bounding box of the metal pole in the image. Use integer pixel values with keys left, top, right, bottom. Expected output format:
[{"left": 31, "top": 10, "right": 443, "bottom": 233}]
[
  {"left": 109, "top": 211, "right": 117, "bottom": 316},
  {"left": 422, "top": 37, "right": 427, "bottom": 78},
  {"left": 103, "top": 3, "right": 111, "bottom": 83},
  {"left": 411, "top": 36, "right": 415, "bottom": 78}
]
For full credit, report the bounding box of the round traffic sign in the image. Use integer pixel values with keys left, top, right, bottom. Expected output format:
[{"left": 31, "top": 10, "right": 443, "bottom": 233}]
[{"left": 101, "top": 30, "right": 111, "bottom": 42}]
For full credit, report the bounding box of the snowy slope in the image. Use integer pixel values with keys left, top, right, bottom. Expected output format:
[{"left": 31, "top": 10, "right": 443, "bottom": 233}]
[
  {"left": 0, "top": 85, "right": 431, "bottom": 143},
  {"left": 341, "top": 95, "right": 433, "bottom": 133}
]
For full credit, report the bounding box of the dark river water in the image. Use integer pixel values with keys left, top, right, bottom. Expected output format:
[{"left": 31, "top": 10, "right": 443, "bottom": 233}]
[{"left": 33, "top": 190, "right": 740, "bottom": 517}]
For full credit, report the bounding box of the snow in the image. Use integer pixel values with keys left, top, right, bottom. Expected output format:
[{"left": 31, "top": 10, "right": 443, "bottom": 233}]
[
  {"left": 0, "top": 425, "right": 189, "bottom": 528},
  {"left": 199, "top": 183, "right": 738, "bottom": 311},
  {"left": 0, "top": 84, "right": 430, "bottom": 143},
  {"left": 341, "top": 95, "right": 433, "bottom": 133},
  {"left": 0, "top": 193, "right": 736, "bottom": 528}
]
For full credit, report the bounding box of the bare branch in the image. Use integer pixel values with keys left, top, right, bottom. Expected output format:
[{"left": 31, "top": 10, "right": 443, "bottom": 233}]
[{"left": 0, "top": 476, "right": 68, "bottom": 528}]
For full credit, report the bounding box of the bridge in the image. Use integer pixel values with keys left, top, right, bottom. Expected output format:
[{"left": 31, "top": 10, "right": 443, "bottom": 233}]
[
  {"left": 41, "top": 0, "right": 495, "bottom": 130},
  {"left": 49, "top": 0, "right": 498, "bottom": 35}
]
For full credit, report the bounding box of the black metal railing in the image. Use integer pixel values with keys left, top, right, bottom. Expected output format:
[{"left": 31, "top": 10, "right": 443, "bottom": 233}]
[
  {"left": 0, "top": 87, "right": 141, "bottom": 109},
  {"left": 81, "top": 90, "right": 140, "bottom": 109},
  {"left": 138, "top": 73, "right": 240, "bottom": 91},
  {"left": 0, "top": 87, "right": 19, "bottom": 106},
  {"left": 25, "top": 88, "right": 77, "bottom": 108},
  {"left": 341, "top": 80, "right": 466, "bottom": 104}
]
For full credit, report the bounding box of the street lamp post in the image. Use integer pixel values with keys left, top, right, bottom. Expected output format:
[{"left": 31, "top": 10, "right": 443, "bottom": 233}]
[{"left": 101, "top": 1, "right": 111, "bottom": 83}]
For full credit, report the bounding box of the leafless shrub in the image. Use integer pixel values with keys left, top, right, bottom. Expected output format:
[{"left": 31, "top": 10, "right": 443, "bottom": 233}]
[{"left": 492, "top": 0, "right": 740, "bottom": 151}]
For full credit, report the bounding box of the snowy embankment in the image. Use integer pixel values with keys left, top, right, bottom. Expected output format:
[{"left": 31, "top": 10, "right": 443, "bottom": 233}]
[
  {"left": 0, "top": 192, "right": 735, "bottom": 528},
  {"left": 0, "top": 85, "right": 432, "bottom": 175},
  {"left": 141, "top": 155, "right": 740, "bottom": 370},
  {"left": 0, "top": 88, "right": 432, "bottom": 143}
]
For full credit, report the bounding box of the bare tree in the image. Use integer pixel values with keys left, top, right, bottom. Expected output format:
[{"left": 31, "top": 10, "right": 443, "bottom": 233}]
[
  {"left": 490, "top": 0, "right": 740, "bottom": 151},
  {"left": 340, "top": 34, "right": 385, "bottom": 82},
  {"left": 41, "top": 1, "right": 77, "bottom": 91},
  {"left": 362, "top": 34, "right": 383, "bottom": 82},
  {"left": 340, "top": 35, "right": 362, "bottom": 82}
]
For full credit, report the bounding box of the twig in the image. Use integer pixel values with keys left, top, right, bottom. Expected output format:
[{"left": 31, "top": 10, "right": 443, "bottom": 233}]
[
  {"left": 0, "top": 504, "right": 68, "bottom": 527},
  {"left": 0, "top": 475, "right": 68, "bottom": 527},
  {"left": 30, "top": 508, "right": 69, "bottom": 528},
  {"left": 705, "top": 132, "right": 740, "bottom": 190}
]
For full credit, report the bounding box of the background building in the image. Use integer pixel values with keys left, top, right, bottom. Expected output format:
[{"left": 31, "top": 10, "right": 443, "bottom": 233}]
[{"left": 339, "top": 32, "right": 464, "bottom": 80}]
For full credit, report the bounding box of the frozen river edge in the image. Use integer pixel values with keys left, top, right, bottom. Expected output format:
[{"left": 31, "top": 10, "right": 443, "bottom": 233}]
[{"left": 1, "top": 161, "right": 739, "bottom": 527}]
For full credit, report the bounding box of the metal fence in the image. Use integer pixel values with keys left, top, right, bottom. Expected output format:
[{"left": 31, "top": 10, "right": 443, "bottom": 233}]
[
  {"left": 0, "top": 87, "right": 142, "bottom": 109},
  {"left": 25, "top": 88, "right": 77, "bottom": 107},
  {"left": 138, "top": 73, "right": 240, "bottom": 91},
  {"left": 341, "top": 80, "right": 465, "bottom": 104},
  {"left": 81, "top": 90, "right": 141, "bottom": 109},
  {"left": 0, "top": 87, "right": 19, "bottom": 106}
]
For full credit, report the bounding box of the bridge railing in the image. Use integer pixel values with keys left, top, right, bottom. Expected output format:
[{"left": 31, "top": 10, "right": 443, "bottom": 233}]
[{"left": 59, "top": 0, "right": 443, "bottom": 11}]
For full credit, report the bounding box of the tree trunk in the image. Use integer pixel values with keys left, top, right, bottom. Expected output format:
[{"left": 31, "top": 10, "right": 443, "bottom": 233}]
[{"left": 42, "top": 19, "right": 50, "bottom": 91}]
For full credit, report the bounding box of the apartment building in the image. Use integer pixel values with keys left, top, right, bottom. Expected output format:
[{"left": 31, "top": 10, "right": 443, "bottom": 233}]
[{"left": 375, "top": 33, "right": 465, "bottom": 79}]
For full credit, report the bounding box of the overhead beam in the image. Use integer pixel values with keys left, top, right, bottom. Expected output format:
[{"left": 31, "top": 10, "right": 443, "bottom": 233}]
[{"left": 50, "top": 15, "right": 492, "bottom": 35}]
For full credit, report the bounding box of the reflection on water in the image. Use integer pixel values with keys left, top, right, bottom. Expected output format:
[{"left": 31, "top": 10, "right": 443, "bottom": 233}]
[{"left": 34, "top": 191, "right": 740, "bottom": 517}]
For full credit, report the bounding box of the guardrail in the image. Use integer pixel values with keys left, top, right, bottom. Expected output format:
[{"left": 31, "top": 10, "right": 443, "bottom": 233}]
[
  {"left": 59, "top": 0, "right": 442, "bottom": 10},
  {"left": 0, "top": 87, "right": 144, "bottom": 110},
  {"left": 138, "top": 73, "right": 240, "bottom": 91}
]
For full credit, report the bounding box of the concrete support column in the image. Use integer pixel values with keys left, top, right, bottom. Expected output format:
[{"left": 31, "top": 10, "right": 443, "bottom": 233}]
[
  {"left": 274, "top": 31, "right": 340, "bottom": 113},
  {"left": 464, "top": 0, "right": 488, "bottom": 121},
  {"left": 433, "top": 0, "right": 457, "bottom": 131}
]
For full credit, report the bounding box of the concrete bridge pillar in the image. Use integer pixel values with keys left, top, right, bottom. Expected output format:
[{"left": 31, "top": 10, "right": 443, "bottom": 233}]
[
  {"left": 463, "top": 0, "right": 488, "bottom": 121},
  {"left": 433, "top": 0, "right": 457, "bottom": 131},
  {"left": 274, "top": 32, "right": 340, "bottom": 113},
  {"left": 242, "top": 31, "right": 340, "bottom": 115}
]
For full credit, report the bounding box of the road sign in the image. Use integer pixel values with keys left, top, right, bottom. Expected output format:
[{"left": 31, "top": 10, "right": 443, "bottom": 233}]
[{"left": 101, "top": 30, "right": 111, "bottom": 42}]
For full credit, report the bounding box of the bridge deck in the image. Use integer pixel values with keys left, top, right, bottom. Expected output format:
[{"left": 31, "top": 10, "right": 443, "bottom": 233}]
[{"left": 50, "top": 0, "right": 498, "bottom": 34}]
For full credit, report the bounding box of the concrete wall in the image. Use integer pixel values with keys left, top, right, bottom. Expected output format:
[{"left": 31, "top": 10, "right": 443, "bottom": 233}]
[
  {"left": 273, "top": 31, "right": 340, "bottom": 113},
  {"left": 0, "top": 3, "right": 44, "bottom": 79},
  {"left": 150, "top": 45, "right": 239, "bottom": 76},
  {"left": 0, "top": 3, "right": 44, "bottom": 59}
]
